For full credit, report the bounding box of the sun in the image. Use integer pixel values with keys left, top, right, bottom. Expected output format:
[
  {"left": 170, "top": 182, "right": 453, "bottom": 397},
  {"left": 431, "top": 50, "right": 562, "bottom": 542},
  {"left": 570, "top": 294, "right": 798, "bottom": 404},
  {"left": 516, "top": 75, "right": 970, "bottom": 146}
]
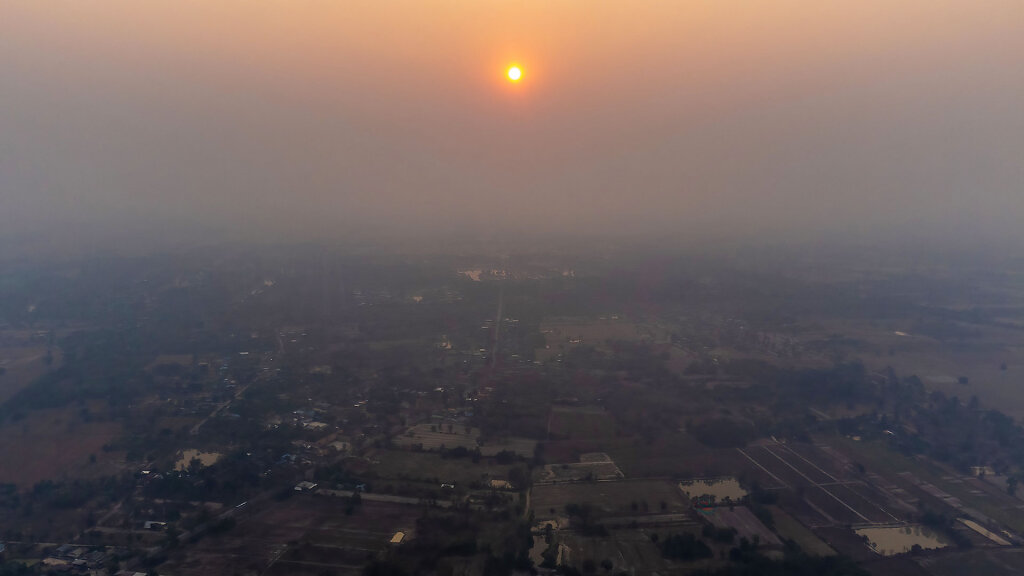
[{"left": 507, "top": 65, "right": 522, "bottom": 82}]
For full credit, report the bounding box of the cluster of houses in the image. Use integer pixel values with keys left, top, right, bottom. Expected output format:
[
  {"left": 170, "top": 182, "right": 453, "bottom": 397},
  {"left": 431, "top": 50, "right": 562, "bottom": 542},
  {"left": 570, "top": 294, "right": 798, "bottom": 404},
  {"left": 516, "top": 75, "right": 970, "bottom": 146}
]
[{"left": 41, "top": 545, "right": 110, "bottom": 573}]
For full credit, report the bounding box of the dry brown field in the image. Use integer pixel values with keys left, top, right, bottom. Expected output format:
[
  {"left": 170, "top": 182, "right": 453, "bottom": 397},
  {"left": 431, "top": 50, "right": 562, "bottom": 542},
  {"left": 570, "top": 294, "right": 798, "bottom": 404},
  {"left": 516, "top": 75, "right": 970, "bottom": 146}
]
[
  {"left": 0, "top": 346, "right": 62, "bottom": 404},
  {"left": 0, "top": 405, "right": 122, "bottom": 486}
]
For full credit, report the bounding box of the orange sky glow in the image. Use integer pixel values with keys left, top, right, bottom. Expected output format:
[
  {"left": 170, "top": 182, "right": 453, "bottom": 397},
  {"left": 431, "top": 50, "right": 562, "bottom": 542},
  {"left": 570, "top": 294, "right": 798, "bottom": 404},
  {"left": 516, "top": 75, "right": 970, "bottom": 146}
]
[{"left": 3, "top": 1, "right": 1024, "bottom": 244}]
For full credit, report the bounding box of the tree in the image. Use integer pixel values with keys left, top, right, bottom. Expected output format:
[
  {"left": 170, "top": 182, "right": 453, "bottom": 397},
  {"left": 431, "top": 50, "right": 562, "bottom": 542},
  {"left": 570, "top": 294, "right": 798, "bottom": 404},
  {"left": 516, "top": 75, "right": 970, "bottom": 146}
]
[
  {"left": 165, "top": 525, "right": 181, "bottom": 548},
  {"left": 660, "top": 533, "right": 713, "bottom": 561}
]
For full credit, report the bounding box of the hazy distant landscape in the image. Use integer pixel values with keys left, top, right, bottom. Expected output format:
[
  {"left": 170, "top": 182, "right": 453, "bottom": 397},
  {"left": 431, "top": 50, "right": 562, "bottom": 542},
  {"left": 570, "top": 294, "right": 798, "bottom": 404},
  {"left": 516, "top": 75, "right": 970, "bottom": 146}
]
[
  {"left": 0, "top": 243, "right": 1023, "bottom": 575},
  {"left": 4, "top": 1, "right": 1024, "bottom": 575}
]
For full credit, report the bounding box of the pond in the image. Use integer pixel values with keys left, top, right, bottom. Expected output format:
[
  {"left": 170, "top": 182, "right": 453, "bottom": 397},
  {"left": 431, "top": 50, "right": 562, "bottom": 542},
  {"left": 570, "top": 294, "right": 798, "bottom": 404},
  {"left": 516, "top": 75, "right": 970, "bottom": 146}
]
[
  {"left": 855, "top": 525, "right": 950, "bottom": 556},
  {"left": 679, "top": 477, "right": 748, "bottom": 503},
  {"left": 176, "top": 449, "right": 223, "bottom": 471}
]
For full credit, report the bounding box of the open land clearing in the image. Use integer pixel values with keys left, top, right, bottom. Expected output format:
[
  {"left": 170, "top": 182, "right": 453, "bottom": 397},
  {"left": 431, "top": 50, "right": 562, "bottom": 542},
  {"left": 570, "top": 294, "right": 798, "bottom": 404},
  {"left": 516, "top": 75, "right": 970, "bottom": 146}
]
[{"left": 0, "top": 405, "right": 121, "bottom": 486}]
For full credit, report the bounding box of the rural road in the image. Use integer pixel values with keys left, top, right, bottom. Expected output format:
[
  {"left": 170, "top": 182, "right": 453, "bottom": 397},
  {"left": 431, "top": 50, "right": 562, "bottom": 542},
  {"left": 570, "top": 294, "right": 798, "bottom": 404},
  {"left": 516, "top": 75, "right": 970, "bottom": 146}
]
[{"left": 319, "top": 489, "right": 454, "bottom": 508}]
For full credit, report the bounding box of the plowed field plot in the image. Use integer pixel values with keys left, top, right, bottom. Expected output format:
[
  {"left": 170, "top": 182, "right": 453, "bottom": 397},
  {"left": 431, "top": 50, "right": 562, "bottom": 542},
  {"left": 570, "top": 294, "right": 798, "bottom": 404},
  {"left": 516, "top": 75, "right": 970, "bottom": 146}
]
[
  {"left": 803, "top": 486, "right": 866, "bottom": 525},
  {"left": 775, "top": 443, "right": 848, "bottom": 481},
  {"left": 835, "top": 483, "right": 900, "bottom": 524},
  {"left": 747, "top": 445, "right": 834, "bottom": 486},
  {"left": 739, "top": 442, "right": 905, "bottom": 527}
]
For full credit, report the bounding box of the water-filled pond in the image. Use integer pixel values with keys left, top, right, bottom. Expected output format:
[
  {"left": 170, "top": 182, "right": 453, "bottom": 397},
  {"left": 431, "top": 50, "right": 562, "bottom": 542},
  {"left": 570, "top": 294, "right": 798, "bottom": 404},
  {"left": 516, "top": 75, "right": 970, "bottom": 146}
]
[
  {"left": 679, "top": 477, "right": 748, "bottom": 503},
  {"left": 855, "top": 525, "right": 950, "bottom": 556}
]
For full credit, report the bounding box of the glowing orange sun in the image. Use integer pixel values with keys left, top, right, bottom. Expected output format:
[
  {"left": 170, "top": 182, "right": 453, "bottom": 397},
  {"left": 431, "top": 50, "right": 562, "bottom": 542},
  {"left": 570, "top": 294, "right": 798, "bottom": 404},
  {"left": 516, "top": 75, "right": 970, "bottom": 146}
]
[{"left": 507, "top": 66, "right": 522, "bottom": 82}]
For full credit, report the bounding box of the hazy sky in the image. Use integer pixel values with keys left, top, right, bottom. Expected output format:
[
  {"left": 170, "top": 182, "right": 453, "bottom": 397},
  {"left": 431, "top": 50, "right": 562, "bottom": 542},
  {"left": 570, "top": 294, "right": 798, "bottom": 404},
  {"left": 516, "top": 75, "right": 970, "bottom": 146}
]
[{"left": 3, "top": 1, "right": 1024, "bottom": 251}]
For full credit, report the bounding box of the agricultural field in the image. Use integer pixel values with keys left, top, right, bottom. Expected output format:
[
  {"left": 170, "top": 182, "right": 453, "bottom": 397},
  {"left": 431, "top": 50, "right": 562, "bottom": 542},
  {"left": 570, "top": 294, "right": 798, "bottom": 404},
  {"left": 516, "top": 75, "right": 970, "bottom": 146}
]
[
  {"left": 531, "top": 479, "right": 689, "bottom": 521},
  {"left": 766, "top": 505, "right": 835, "bottom": 556},
  {"left": 606, "top": 432, "right": 743, "bottom": 478},
  {"left": 697, "top": 506, "right": 782, "bottom": 547},
  {"left": 392, "top": 423, "right": 480, "bottom": 451},
  {"left": 738, "top": 442, "right": 904, "bottom": 527},
  {"left": 829, "top": 436, "right": 1024, "bottom": 534},
  {"left": 161, "top": 496, "right": 418, "bottom": 576},
  {"left": 557, "top": 528, "right": 716, "bottom": 576},
  {"left": 547, "top": 406, "right": 617, "bottom": 440},
  {"left": 479, "top": 436, "right": 537, "bottom": 458},
  {"left": 535, "top": 453, "right": 624, "bottom": 483},
  {"left": 917, "top": 547, "right": 1024, "bottom": 576},
  {"left": 0, "top": 404, "right": 122, "bottom": 486},
  {"left": 544, "top": 435, "right": 736, "bottom": 479},
  {"left": 369, "top": 450, "right": 515, "bottom": 488}
]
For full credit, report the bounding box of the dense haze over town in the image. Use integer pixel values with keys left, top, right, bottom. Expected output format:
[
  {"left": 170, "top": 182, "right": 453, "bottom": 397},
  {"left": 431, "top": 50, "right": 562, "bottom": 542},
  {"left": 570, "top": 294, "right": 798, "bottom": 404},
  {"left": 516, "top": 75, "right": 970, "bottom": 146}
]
[{"left": 3, "top": 1, "right": 1024, "bottom": 254}]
